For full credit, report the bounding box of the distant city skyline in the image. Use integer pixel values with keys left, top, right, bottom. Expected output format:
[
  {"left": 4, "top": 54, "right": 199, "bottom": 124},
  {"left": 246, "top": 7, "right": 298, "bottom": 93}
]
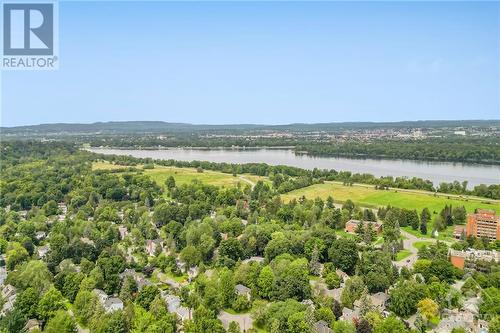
[{"left": 1, "top": 1, "right": 499, "bottom": 126}]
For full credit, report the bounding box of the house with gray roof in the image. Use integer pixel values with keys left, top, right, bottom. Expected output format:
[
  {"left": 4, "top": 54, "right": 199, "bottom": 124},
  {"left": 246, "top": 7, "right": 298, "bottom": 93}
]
[
  {"left": 433, "top": 309, "right": 475, "bottom": 333},
  {"left": 314, "top": 320, "right": 332, "bottom": 333},
  {"left": 92, "top": 289, "right": 124, "bottom": 313},
  {"left": 161, "top": 292, "right": 191, "bottom": 321},
  {"left": 105, "top": 297, "right": 124, "bottom": 312},
  {"left": 370, "top": 292, "right": 389, "bottom": 311},
  {"left": 35, "top": 231, "right": 46, "bottom": 240},
  {"left": 242, "top": 256, "right": 265, "bottom": 264},
  {"left": 37, "top": 245, "right": 50, "bottom": 258},
  {"left": 1, "top": 285, "right": 17, "bottom": 315},
  {"left": 235, "top": 284, "right": 251, "bottom": 300},
  {"left": 146, "top": 239, "right": 163, "bottom": 256},
  {"left": 0, "top": 267, "right": 7, "bottom": 286},
  {"left": 340, "top": 307, "right": 360, "bottom": 324},
  {"left": 24, "top": 319, "right": 41, "bottom": 332}
]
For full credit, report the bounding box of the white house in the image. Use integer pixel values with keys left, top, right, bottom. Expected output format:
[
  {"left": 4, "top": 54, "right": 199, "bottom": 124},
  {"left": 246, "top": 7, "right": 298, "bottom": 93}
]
[
  {"left": 37, "top": 245, "right": 50, "bottom": 258},
  {"left": 145, "top": 239, "right": 163, "bottom": 256},
  {"left": 35, "top": 231, "right": 47, "bottom": 240},
  {"left": 92, "top": 289, "right": 124, "bottom": 313},
  {"left": 118, "top": 226, "right": 128, "bottom": 240},
  {"left": 161, "top": 292, "right": 191, "bottom": 321},
  {"left": 1, "top": 285, "right": 17, "bottom": 315}
]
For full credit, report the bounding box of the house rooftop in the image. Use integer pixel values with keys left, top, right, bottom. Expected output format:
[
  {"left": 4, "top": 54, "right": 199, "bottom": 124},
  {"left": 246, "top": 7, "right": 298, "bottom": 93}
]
[
  {"left": 346, "top": 219, "right": 381, "bottom": 226},
  {"left": 371, "top": 292, "right": 389, "bottom": 308},
  {"left": 340, "top": 307, "right": 359, "bottom": 323},
  {"left": 449, "top": 249, "right": 499, "bottom": 262},
  {"left": 235, "top": 284, "right": 251, "bottom": 295},
  {"left": 24, "top": 319, "right": 41, "bottom": 331},
  {"left": 435, "top": 310, "right": 474, "bottom": 333},
  {"left": 242, "top": 256, "right": 265, "bottom": 264},
  {"left": 314, "top": 320, "right": 332, "bottom": 333},
  {"left": 105, "top": 297, "right": 124, "bottom": 311}
]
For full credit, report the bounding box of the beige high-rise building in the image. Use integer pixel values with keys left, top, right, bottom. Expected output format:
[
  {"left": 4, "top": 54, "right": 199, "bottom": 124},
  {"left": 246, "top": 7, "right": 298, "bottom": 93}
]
[{"left": 465, "top": 210, "right": 499, "bottom": 240}]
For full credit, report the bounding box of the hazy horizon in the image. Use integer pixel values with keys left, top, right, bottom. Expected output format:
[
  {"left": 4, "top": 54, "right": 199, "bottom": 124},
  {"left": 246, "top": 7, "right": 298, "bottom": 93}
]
[{"left": 3, "top": 118, "right": 500, "bottom": 129}]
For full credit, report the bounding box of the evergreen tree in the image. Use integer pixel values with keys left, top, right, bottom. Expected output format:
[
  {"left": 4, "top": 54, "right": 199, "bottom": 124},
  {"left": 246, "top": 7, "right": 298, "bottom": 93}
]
[
  {"left": 357, "top": 318, "right": 373, "bottom": 333},
  {"left": 364, "top": 224, "right": 376, "bottom": 244},
  {"left": 165, "top": 176, "right": 176, "bottom": 190},
  {"left": 409, "top": 210, "right": 420, "bottom": 230},
  {"left": 326, "top": 196, "right": 335, "bottom": 209},
  {"left": 420, "top": 208, "right": 431, "bottom": 230},
  {"left": 355, "top": 221, "right": 365, "bottom": 237},
  {"left": 440, "top": 205, "right": 454, "bottom": 226},
  {"left": 383, "top": 210, "right": 401, "bottom": 256},
  {"left": 309, "top": 246, "right": 321, "bottom": 276},
  {"left": 332, "top": 299, "right": 343, "bottom": 320},
  {"left": 452, "top": 206, "right": 467, "bottom": 225},
  {"left": 420, "top": 218, "right": 428, "bottom": 235}
]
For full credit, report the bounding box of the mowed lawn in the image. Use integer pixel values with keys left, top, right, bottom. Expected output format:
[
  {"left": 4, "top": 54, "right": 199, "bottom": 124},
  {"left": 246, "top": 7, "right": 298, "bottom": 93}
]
[{"left": 281, "top": 181, "right": 500, "bottom": 214}]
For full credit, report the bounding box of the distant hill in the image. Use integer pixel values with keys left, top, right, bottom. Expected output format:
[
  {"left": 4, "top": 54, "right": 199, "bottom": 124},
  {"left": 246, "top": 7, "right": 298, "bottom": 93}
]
[{"left": 1, "top": 119, "right": 499, "bottom": 135}]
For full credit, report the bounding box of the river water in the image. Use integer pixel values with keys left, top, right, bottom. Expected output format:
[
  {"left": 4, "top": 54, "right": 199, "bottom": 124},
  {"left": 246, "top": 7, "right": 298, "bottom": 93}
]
[{"left": 88, "top": 148, "right": 500, "bottom": 188}]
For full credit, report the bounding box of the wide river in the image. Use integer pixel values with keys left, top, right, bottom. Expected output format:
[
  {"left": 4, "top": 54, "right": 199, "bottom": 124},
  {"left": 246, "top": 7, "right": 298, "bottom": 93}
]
[{"left": 88, "top": 148, "right": 500, "bottom": 188}]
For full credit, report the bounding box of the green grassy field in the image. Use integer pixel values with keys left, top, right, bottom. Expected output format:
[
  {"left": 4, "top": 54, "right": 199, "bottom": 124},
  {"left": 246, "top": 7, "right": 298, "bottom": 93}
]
[
  {"left": 93, "top": 161, "right": 266, "bottom": 188},
  {"left": 92, "top": 161, "right": 133, "bottom": 171},
  {"left": 145, "top": 165, "right": 266, "bottom": 188},
  {"left": 281, "top": 181, "right": 500, "bottom": 215},
  {"left": 94, "top": 161, "right": 499, "bottom": 216},
  {"left": 402, "top": 226, "right": 456, "bottom": 242}
]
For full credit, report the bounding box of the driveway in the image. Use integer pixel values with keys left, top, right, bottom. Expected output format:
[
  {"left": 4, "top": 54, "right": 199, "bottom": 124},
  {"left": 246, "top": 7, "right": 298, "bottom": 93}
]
[{"left": 218, "top": 310, "right": 253, "bottom": 331}]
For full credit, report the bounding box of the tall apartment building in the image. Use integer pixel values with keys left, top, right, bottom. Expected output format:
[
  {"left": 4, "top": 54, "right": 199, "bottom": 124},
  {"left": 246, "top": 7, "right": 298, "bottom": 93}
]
[{"left": 465, "top": 210, "right": 499, "bottom": 240}]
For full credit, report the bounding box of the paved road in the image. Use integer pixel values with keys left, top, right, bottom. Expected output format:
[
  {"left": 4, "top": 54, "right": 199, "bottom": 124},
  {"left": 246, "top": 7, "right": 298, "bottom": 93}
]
[
  {"left": 393, "top": 230, "right": 424, "bottom": 269},
  {"left": 393, "top": 230, "right": 452, "bottom": 269}
]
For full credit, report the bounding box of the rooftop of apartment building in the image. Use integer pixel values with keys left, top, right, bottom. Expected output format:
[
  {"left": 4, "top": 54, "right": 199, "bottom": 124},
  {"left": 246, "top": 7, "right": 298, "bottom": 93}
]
[
  {"left": 449, "top": 249, "right": 499, "bottom": 262},
  {"left": 470, "top": 209, "right": 499, "bottom": 221}
]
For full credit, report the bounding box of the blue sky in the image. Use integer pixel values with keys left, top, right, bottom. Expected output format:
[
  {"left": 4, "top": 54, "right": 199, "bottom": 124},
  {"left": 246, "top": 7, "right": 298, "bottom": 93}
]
[{"left": 1, "top": 1, "right": 499, "bottom": 126}]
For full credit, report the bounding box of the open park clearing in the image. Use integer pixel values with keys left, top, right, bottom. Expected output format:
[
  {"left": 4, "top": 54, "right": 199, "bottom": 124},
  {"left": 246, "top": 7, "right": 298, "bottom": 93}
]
[
  {"left": 281, "top": 181, "right": 500, "bottom": 214},
  {"left": 93, "top": 162, "right": 500, "bottom": 214},
  {"left": 92, "top": 161, "right": 266, "bottom": 188},
  {"left": 145, "top": 166, "right": 267, "bottom": 188}
]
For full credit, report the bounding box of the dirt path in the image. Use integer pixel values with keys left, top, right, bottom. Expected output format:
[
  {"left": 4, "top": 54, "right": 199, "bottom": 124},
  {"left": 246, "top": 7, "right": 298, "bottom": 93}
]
[{"left": 238, "top": 176, "right": 255, "bottom": 189}]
